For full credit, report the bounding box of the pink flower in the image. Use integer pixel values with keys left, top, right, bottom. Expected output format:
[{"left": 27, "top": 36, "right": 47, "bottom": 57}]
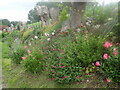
[
  {"left": 27, "top": 50, "right": 31, "bottom": 54},
  {"left": 51, "top": 78, "right": 54, "bottom": 80},
  {"left": 113, "top": 48, "right": 117, "bottom": 51},
  {"left": 65, "top": 76, "right": 69, "bottom": 78},
  {"left": 113, "top": 52, "right": 117, "bottom": 56},
  {"left": 22, "top": 57, "right": 26, "bottom": 60},
  {"left": 106, "top": 78, "right": 110, "bottom": 82},
  {"left": 76, "top": 76, "right": 80, "bottom": 79},
  {"left": 62, "top": 51, "right": 65, "bottom": 54},
  {"left": 95, "top": 61, "right": 100, "bottom": 66},
  {"left": 104, "top": 42, "right": 112, "bottom": 48},
  {"left": 103, "top": 53, "right": 109, "bottom": 59},
  {"left": 51, "top": 65, "right": 56, "bottom": 68}
]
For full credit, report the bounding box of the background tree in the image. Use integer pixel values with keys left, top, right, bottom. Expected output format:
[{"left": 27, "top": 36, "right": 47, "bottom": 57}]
[
  {"left": 28, "top": 9, "right": 41, "bottom": 23},
  {"left": 0, "top": 19, "right": 11, "bottom": 27}
]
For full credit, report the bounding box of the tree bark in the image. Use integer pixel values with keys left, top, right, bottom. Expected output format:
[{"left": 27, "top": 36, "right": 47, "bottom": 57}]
[{"left": 70, "top": 2, "right": 87, "bottom": 28}]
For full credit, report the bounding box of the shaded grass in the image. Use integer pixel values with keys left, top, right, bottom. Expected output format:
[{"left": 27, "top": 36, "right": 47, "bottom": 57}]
[{"left": 2, "top": 59, "right": 119, "bottom": 88}]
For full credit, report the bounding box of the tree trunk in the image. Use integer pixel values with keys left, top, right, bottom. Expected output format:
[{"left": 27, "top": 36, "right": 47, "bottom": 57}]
[{"left": 70, "top": 2, "right": 87, "bottom": 28}]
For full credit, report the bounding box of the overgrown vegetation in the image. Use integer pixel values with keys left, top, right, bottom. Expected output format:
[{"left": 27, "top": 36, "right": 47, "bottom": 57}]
[{"left": 2, "top": 1, "right": 119, "bottom": 88}]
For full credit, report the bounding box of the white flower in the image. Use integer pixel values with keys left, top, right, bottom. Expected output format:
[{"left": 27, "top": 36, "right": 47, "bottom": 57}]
[
  {"left": 45, "top": 33, "right": 49, "bottom": 36},
  {"left": 34, "top": 36, "right": 38, "bottom": 39},
  {"left": 29, "top": 43, "right": 31, "bottom": 45},
  {"left": 52, "top": 32, "right": 55, "bottom": 35},
  {"left": 47, "top": 38, "right": 50, "bottom": 41}
]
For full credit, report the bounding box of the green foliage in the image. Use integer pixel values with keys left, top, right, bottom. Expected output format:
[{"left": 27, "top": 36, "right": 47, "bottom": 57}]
[
  {"left": 21, "top": 49, "right": 44, "bottom": 74},
  {"left": 84, "top": 2, "right": 118, "bottom": 24},
  {"left": 59, "top": 7, "right": 70, "bottom": 23},
  {"left": 75, "top": 34, "right": 106, "bottom": 66},
  {"left": 10, "top": 46, "right": 27, "bottom": 64}
]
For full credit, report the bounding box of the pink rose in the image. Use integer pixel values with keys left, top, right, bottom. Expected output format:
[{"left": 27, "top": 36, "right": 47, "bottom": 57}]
[
  {"left": 106, "top": 78, "right": 110, "bottom": 82},
  {"left": 104, "top": 42, "right": 112, "bottom": 48},
  {"left": 95, "top": 61, "right": 100, "bottom": 66},
  {"left": 51, "top": 78, "right": 54, "bottom": 80},
  {"left": 22, "top": 57, "right": 26, "bottom": 60},
  {"left": 27, "top": 50, "right": 31, "bottom": 54},
  {"left": 113, "top": 52, "right": 117, "bottom": 56},
  {"left": 103, "top": 53, "right": 109, "bottom": 59}
]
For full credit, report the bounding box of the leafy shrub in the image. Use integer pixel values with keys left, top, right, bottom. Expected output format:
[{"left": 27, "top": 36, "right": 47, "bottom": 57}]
[
  {"left": 21, "top": 49, "right": 44, "bottom": 74},
  {"left": 99, "top": 44, "right": 120, "bottom": 82},
  {"left": 42, "top": 29, "right": 106, "bottom": 84},
  {"left": 10, "top": 46, "right": 27, "bottom": 64},
  {"left": 59, "top": 7, "right": 70, "bottom": 23},
  {"left": 75, "top": 34, "right": 106, "bottom": 66}
]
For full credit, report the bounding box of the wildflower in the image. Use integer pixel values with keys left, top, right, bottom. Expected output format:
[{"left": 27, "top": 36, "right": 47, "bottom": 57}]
[
  {"left": 113, "top": 52, "right": 117, "bottom": 56},
  {"left": 41, "top": 41, "right": 44, "bottom": 44},
  {"left": 45, "top": 33, "right": 49, "bottom": 36},
  {"left": 22, "top": 57, "right": 26, "bottom": 60},
  {"left": 24, "top": 45, "right": 27, "bottom": 49},
  {"left": 103, "top": 53, "right": 109, "bottom": 59},
  {"left": 76, "top": 76, "right": 80, "bottom": 79},
  {"left": 106, "top": 78, "right": 110, "bottom": 82},
  {"left": 27, "top": 50, "right": 31, "bottom": 54},
  {"left": 34, "top": 36, "right": 38, "bottom": 39},
  {"left": 47, "top": 38, "right": 50, "bottom": 41},
  {"left": 53, "top": 48, "right": 56, "bottom": 51},
  {"left": 104, "top": 42, "right": 112, "bottom": 48},
  {"left": 65, "top": 76, "right": 69, "bottom": 78},
  {"left": 95, "top": 61, "right": 100, "bottom": 66}
]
